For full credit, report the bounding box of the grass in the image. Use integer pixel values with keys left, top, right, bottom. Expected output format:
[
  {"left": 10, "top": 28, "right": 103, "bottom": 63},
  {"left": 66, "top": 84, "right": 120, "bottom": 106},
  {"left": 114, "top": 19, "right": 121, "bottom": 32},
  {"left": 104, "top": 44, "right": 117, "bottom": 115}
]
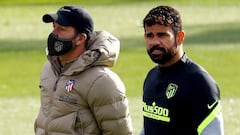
[
  {"left": 0, "top": 97, "right": 239, "bottom": 135},
  {"left": 0, "top": 1, "right": 240, "bottom": 135},
  {"left": 1, "top": 0, "right": 240, "bottom": 6}
]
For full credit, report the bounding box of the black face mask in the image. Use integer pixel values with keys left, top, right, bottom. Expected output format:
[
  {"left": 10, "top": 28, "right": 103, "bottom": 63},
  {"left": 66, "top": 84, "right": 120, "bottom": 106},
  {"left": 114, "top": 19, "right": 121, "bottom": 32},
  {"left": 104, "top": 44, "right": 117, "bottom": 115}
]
[{"left": 47, "top": 33, "right": 76, "bottom": 56}]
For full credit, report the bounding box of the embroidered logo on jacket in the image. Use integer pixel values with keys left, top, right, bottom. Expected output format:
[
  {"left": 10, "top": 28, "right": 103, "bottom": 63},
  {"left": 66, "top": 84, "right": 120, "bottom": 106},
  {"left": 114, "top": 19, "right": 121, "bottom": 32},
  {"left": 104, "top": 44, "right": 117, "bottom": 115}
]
[
  {"left": 166, "top": 83, "right": 178, "bottom": 99},
  {"left": 65, "top": 80, "right": 76, "bottom": 92},
  {"left": 59, "top": 96, "right": 77, "bottom": 104}
]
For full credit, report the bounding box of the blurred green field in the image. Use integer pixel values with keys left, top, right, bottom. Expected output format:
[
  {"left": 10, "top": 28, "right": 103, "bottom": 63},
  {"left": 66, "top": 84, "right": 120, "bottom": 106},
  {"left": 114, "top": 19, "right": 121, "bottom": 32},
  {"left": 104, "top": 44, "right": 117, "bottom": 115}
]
[{"left": 0, "top": 0, "right": 240, "bottom": 135}]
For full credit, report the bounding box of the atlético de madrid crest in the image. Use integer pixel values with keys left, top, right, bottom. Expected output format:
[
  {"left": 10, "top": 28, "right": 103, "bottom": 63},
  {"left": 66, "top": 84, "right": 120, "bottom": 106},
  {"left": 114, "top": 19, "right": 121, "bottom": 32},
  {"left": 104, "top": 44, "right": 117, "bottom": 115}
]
[
  {"left": 65, "top": 80, "right": 76, "bottom": 92},
  {"left": 166, "top": 83, "right": 178, "bottom": 99}
]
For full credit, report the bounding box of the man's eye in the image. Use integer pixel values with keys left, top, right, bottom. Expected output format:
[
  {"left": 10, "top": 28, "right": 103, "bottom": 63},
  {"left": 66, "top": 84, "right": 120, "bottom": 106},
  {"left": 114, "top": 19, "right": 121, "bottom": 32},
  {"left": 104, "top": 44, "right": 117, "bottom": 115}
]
[
  {"left": 146, "top": 33, "right": 153, "bottom": 38},
  {"left": 60, "top": 28, "right": 66, "bottom": 31},
  {"left": 157, "top": 33, "right": 167, "bottom": 37}
]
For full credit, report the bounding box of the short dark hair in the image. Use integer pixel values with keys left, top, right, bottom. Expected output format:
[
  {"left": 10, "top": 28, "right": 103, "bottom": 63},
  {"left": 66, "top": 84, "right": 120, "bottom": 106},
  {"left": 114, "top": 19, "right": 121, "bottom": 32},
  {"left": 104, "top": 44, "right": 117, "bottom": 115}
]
[{"left": 143, "top": 5, "right": 182, "bottom": 34}]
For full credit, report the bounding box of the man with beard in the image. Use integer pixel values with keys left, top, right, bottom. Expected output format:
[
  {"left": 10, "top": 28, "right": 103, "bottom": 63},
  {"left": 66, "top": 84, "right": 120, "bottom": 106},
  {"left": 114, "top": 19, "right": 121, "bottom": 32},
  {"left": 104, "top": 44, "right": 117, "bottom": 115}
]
[{"left": 140, "top": 5, "right": 224, "bottom": 135}]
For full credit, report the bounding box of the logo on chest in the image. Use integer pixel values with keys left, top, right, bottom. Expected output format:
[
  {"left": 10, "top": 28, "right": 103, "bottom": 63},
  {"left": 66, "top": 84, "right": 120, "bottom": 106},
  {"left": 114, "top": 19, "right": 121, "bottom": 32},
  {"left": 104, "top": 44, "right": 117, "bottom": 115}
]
[
  {"left": 166, "top": 83, "right": 178, "bottom": 99},
  {"left": 65, "top": 80, "right": 76, "bottom": 92}
]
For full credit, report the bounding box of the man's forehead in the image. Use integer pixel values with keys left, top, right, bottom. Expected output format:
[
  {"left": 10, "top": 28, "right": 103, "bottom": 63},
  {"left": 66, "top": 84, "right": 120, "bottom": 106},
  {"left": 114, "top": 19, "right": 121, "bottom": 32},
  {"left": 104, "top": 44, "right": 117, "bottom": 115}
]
[{"left": 145, "top": 24, "right": 172, "bottom": 32}]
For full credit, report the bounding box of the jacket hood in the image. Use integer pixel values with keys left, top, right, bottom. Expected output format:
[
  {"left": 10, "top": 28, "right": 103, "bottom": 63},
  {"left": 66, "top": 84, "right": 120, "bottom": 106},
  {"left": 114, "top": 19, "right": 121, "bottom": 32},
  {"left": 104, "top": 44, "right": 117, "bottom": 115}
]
[
  {"left": 48, "top": 30, "right": 120, "bottom": 76},
  {"left": 86, "top": 30, "right": 120, "bottom": 67}
]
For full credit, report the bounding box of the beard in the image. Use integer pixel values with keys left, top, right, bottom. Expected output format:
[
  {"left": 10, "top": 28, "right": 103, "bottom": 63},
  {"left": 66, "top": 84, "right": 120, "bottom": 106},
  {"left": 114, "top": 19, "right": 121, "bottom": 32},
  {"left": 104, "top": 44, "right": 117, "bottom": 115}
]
[{"left": 147, "top": 43, "right": 177, "bottom": 64}]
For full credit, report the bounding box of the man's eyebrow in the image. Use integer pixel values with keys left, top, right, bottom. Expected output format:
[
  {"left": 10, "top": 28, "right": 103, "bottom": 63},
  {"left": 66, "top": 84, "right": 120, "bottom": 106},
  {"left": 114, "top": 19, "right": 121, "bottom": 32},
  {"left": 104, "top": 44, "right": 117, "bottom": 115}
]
[
  {"left": 145, "top": 32, "right": 153, "bottom": 36},
  {"left": 157, "top": 31, "right": 170, "bottom": 36}
]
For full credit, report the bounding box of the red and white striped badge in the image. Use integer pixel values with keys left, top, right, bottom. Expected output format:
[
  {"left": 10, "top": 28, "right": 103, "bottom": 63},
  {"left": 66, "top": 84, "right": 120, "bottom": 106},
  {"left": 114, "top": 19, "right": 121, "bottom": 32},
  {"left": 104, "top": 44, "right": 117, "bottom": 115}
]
[{"left": 65, "top": 80, "right": 76, "bottom": 92}]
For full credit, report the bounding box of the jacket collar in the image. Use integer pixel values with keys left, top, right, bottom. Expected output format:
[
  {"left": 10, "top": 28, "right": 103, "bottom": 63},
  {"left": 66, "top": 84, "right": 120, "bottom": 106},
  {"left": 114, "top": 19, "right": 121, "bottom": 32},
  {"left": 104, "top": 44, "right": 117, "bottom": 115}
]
[{"left": 48, "top": 30, "right": 120, "bottom": 76}]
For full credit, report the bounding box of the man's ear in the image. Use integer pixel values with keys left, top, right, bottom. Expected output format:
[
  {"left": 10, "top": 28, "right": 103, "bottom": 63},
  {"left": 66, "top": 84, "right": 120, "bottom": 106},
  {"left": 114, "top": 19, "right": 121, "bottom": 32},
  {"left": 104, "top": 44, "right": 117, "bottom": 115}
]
[
  {"left": 177, "top": 31, "right": 185, "bottom": 46},
  {"left": 76, "top": 33, "right": 87, "bottom": 45}
]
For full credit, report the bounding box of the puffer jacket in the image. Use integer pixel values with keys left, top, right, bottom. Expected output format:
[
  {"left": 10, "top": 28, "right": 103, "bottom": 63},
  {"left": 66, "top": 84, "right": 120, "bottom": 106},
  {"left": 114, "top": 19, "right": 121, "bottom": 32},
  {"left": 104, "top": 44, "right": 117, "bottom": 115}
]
[{"left": 34, "top": 30, "right": 133, "bottom": 135}]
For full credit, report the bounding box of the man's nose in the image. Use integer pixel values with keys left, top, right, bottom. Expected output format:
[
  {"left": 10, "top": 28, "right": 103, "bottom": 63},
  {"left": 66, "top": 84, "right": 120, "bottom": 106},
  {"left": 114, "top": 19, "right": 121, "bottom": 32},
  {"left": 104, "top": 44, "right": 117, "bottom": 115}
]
[
  {"left": 52, "top": 28, "right": 59, "bottom": 37},
  {"left": 149, "top": 37, "right": 161, "bottom": 46}
]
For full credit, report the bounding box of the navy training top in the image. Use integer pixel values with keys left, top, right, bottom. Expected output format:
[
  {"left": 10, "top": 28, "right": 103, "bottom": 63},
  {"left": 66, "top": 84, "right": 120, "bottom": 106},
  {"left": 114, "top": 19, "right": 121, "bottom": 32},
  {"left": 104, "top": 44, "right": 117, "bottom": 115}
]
[{"left": 143, "top": 53, "right": 221, "bottom": 135}]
